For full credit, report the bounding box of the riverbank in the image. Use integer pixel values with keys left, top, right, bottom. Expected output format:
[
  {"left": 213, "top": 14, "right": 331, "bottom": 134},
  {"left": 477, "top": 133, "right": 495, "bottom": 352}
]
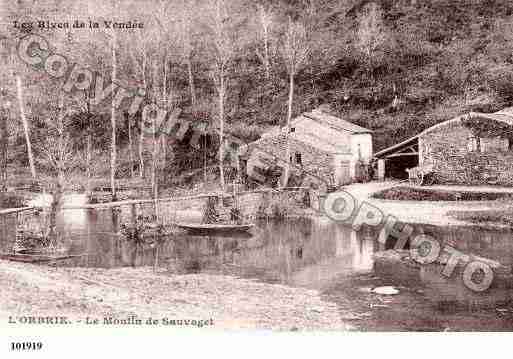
[
  {"left": 446, "top": 209, "right": 513, "bottom": 230},
  {"left": 0, "top": 260, "right": 350, "bottom": 331},
  {"left": 340, "top": 182, "right": 513, "bottom": 228}
]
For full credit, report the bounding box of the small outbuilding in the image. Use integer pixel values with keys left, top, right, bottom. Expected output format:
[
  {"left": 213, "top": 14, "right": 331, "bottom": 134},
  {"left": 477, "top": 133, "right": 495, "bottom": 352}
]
[{"left": 374, "top": 108, "right": 513, "bottom": 185}]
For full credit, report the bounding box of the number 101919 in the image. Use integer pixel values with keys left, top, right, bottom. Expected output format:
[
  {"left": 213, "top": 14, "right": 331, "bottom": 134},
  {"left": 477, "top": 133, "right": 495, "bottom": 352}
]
[{"left": 10, "top": 342, "right": 43, "bottom": 351}]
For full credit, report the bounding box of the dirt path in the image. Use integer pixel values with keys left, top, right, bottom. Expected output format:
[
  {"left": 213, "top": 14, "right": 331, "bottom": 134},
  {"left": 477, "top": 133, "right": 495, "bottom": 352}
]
[{"left": 0, "top": 260, "right": 351, "bottom": 331}]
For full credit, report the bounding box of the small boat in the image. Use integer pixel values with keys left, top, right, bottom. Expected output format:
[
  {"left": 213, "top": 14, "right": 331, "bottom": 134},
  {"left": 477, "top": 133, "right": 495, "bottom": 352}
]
[
  {"left": 0, "top": 253, "right": 86, "bottom": 263},
  {"left": 173, "top": 222, "right": 255, "bottom": 234}
]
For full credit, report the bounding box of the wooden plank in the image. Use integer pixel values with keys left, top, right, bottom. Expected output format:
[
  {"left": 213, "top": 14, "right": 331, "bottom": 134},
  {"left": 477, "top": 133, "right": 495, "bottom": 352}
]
[
  {"left": 61, "top": 188, "right": 312, "bottom": 210},
  {"left": 0, "top": 206, "right": 36, "bottom": 216},
  {"left": 386, "top": 152, "right": 418, "bottom": 158}
]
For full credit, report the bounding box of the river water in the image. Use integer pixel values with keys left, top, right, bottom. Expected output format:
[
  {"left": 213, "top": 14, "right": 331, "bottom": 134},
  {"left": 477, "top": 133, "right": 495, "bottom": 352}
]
[{"left": 4, "top": 200, "right": 513, "bottom": 331}]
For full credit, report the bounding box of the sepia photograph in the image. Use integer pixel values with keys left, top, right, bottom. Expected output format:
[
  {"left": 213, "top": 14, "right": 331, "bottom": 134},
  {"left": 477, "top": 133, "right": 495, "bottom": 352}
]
[{"left": 1, "top": 0, "right": 513, "bottom": 355}]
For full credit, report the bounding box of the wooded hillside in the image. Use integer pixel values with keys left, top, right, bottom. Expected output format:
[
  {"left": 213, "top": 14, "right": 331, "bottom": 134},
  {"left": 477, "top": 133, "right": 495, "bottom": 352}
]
[{"left": 1, "top": 0, "right": 513, "bottom": 185}]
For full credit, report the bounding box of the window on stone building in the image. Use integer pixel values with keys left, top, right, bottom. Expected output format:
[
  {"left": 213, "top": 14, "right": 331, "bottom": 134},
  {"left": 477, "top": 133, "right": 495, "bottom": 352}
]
[
  {"left": 290, "top": 127, "right": 295, "bottom": 133},
  {"left": 480, "top": 138, "right": 487, "bottom": 153},
  {"left": 467, "top": 135, "right": 479, "bottom": 152},
  {"left": 501, "top": 138, "right": 509, "bottom": 151},
  {"left": 295, "top": 153, "right": 302, "bottom": 165}
]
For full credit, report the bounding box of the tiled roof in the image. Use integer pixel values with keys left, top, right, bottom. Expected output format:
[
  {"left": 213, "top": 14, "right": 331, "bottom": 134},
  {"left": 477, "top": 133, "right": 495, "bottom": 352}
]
[
  {"left": 296, "top": 109, "right": 372, "bottom": 134},
  {"left": 291, "top": 131, "right": 349, "bottom": 153},
  {"left": 374, "top": 107, "right": 513, "bottom": 158},
  {"left": 249, "top": 131, "right": 350, "bottom": 154},
  {"left": 244, "top": 110, "right": 367, "bottom": 155},
  {"left": 495, "top": 107, "right": 513, "bottom": 117},
  {"left": 472, "top": 110, "right": 513, "bottom": 126}
]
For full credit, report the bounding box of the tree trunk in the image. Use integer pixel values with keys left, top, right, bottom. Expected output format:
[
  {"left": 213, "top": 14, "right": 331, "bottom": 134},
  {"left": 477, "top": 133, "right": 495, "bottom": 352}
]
[
  {"left": 110, "top": 33, "right": 117, "bottom": 201},
  {"left": 151, "top": 114, "right": 159, "bottom": 219},
  {"left": 263, "top": 29, "right": 270, "bottom": 80},
  {"left": 139, "top": 125, "right": 145, "bottom": 178},
  {"left": 218, "top": 76, "right": 225, "bottom": 192},
  {"left": 86, "top": 130, "right": 92, "bottom": 199},
  {"left": 161, "top": 135, "right": 167, "bottom": 164},
  {"left": 186, "top": 57, "right": 196, "bottom": 107},
  {"left": 84, "top": 91, "right": 92, "bottom": 200},
  {"left": 16, "top": 75, "right": 36, "bottom": 179},
  {"left": 127, "top": 114, "right": 134, "bottom": 179},
  {"left": 153, "top": 245, "right": 159, "bottom": 272},
  {"left": 138, "top": 43, "right": 147, "bottom": 180},
  {"left": 0, "top": 110, "right": 8, "bottom": 192},
  {"left": 153, "top": 171, "right": 159, "bottom": 220},
  {"left": 47, "top": 174, "right": 63, "bottom": 245},
  {"left": 282, "top": 72, "right": 294, "bottom": 188}
]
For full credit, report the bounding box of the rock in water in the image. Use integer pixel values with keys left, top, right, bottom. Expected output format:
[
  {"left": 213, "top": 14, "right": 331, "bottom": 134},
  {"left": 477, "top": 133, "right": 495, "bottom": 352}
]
[
  {"left": 358, "top": 287, "right": 373, "bottom": 293},
  {"left": 372, "top": 286, "right": 399, "bottom": 295}
]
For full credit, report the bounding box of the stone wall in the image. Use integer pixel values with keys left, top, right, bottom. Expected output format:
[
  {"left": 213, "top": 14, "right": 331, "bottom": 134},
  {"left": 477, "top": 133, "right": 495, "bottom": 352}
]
[
  {"left": 246, "top": 134, "right": 337, "bottom": 187},
  {"left": 236, "top": 188, "right": 315, "bottom": 219},
  {"left": 419, "top": 122, "right": 513, "bottom": 185},
  {"left": 116, "top": 188, "right": 317, "bottom": 226}
]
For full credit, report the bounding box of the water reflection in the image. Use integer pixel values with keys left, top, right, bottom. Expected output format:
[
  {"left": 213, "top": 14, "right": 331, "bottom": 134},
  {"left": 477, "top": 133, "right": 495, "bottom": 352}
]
[
  {"left": 60, "top": 194, "right": 89, "bottom": 228},
  {"left": 3, "top": 206, "right": 513, "bottom": 308},
  {"left": 38, "top": 212, "right": 381, "bottom": 290}
]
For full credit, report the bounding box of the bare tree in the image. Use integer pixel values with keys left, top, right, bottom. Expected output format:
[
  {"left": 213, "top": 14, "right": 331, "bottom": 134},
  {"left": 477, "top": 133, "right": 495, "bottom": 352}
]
[
  {"left": 110, "top": 30, "right": 118, "bottom": 201},
  {"left": 0, "top": 102, "right": 8, "bottom": 192},
  {"left": 179, "top": 0, "right": 197, "bottom": 107},
  {"left": 130, "top": 32, "right": 150, "bottom": 178},
  {"left": 0, "top": 40, "right": 13, "bottom": 193},
  {"left": 37, "top": 94, "right": 77, "bottom": 243},
  {"left": 280, "top": 19, "right": 309, "bottom": 187},
  {"left": 150, "top": 1, "right": 179, "bottom": 217},
  {"left": 210, "top": 0, "right": 235, "bottom": 192},
  {"left": 82, "top": 89, "right": 94, "bottom": 198},
  {"left": 356, "top": 2, "right": 387, "bottom": 77},
  {"left": 255, "top": 4, "right": 274, "bottom": 80},
  {"left": 126, "top": 111, "right": 135, "bottom": 179},
  {"left": 149, "top": 56, "right": 160, "bottom": 218}
]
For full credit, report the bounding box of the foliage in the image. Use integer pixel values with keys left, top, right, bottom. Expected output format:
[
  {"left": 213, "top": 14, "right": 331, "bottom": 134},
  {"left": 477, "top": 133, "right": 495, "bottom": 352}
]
[
  {"left": 448, "top": 209, "right": 513, "bottom": 227},
  {"left": 4, "top": 0, "right": 513, "bottom": 184}
]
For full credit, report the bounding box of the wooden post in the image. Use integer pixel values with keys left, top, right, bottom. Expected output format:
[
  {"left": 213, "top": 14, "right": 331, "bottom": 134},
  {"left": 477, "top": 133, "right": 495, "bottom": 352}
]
[
  {"left": 111, "top": 207, "right": 119, "bottom": 234},
  {"left": 130, "top": 203, "right": 137, "bottom": 227},
  {"left": 16, "top": 75, "right": 36, "bottom": 179},
  {"left": 378, "top": 159, "right": 385, "bottom": 181}
]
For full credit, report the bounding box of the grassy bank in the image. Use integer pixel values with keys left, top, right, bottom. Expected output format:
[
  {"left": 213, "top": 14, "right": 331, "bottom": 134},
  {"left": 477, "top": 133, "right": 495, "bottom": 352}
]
[
  {"left": 0, "top": 260, "right": 350, "bottom": 331},
  {"left": 372, "top": 186, "right": 513, "bottom": 202},
  {"left": 448, "top": 210, "right": 513, "bottom": 229}
]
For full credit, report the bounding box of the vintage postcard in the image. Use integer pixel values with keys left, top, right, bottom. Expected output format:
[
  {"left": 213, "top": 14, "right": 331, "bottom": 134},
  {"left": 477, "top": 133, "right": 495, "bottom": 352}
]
[{"left": 0, "top": 0, "right": 512, "bottom": 356}]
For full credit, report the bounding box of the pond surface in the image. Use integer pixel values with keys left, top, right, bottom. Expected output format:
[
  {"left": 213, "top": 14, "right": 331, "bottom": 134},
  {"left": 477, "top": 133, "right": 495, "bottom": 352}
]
[{"left": 4, "top": 205, "right": 513, "bottom": 331}]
